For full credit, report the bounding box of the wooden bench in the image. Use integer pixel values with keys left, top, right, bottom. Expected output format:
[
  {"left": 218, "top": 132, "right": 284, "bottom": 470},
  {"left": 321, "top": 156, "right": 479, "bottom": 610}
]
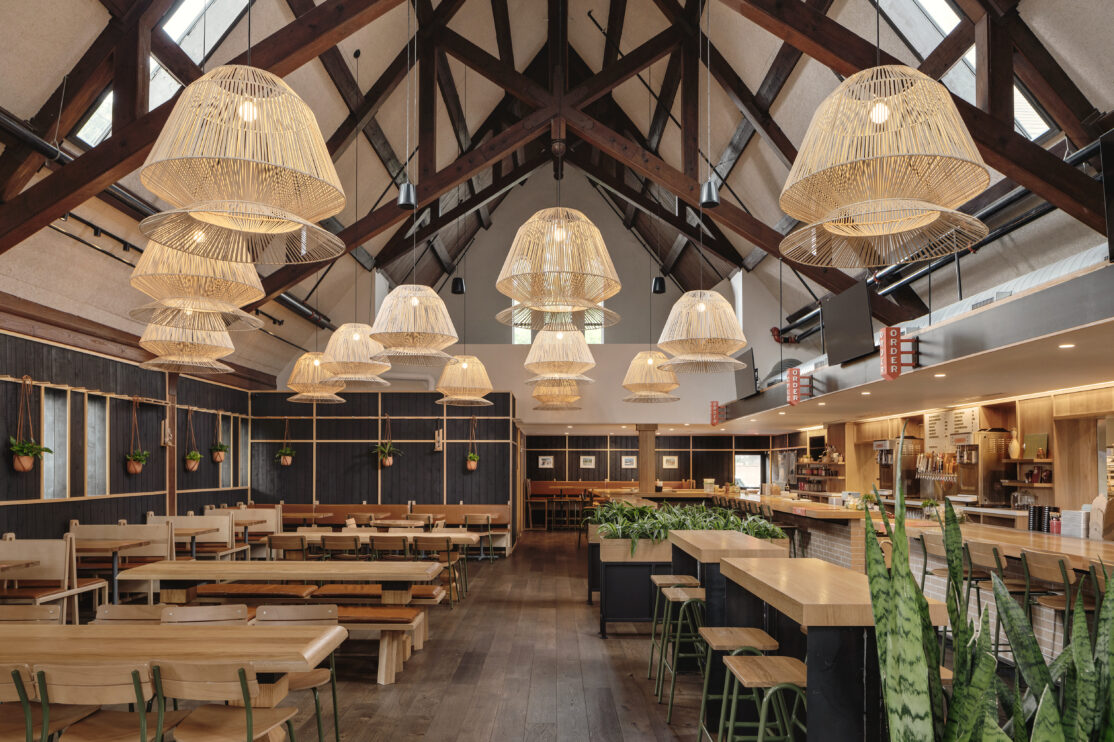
[
  {"left": 336, "top": 605, "right": 424, "bottom": 685},
  {"left": 0, "top": 534, "right": 106, "bottom": 623},
  {"left": 195, "top": 583, "right": 319, "bottom": 601},
  {"left": 207, "top": 507, "right": 282, "bottom": 556},
  {"left": 70, "top": 522, "right": 175, "bottom": 600},
  {"left": 148, "top": 512, "right": 247, "bottom": 561}
]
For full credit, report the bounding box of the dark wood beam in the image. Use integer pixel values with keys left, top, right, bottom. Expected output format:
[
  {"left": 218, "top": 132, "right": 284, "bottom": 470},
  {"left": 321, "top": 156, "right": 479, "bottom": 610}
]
[
  {"left": 721, "top": 0, "right": 1106, "bottom": 234},
  {"left": 440, "top": 29, "right": 552, "bottom": 108},
  {"left": 661, "top": 234, "right": 687, "bottom": 274},
  {"left": 564, "top": 27, "right": 680, "bottom": 110},
  {"left": 150, "top": 27, "right": 203, "bottom": 85},
  {"left": 918, "top": 18, "right": 974, "bottom": 79},
  {"left": 113, "top": 12, "right": 156, "bottom": 128},
  {"left": 647, "top": 51, "right": 682, "bottom": 150},
  {"left": 680, "top": 17, "right": 699, "bottom": 180},
  {"left": 975, "top": 12, "right": 1013, "bottom": 125},
  {"left": 491, "top": 0, "right": 514, "bottom": 67},
  {"left": 0, "top": 0, "right": 406, "bottom": 255},
  {"left": 418, "top": 40, "right": 437, "bottom": 183},
  {"left": 602, "top": 0, "right": 627, "bottom": 68},
  {"left": 429, "top": 235, "right": 454, "bottom": 274},
  {"left": 549, "top": 0, "right": 568, "bottom": 97}
]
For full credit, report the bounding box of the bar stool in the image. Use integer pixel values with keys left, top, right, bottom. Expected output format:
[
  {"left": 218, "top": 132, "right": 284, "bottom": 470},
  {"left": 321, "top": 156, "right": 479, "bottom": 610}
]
[
  {"left": 759, "top": 504, "right": 798, "bottom": 558},
  {"left": 1021, "top": 550, "right": 1096, "bottom": 647},
  {"left": 696, "top": 628, "right": 779, "bottom": 742},
  {"left": 647, "top": 574, "right": 701, "bottom": 680},
  {"left": 657, "top": 587, "right": 706, "bottom": 722},
  {"left": 720, "top": 655, "right": 808, "bottom": 742},
  {"left": 967, "top": 540, "right": 1027, "bottom": 658}
]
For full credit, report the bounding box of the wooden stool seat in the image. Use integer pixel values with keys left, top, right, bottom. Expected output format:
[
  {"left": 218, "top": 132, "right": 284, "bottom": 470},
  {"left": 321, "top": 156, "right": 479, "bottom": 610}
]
[
  {"left": 173, "top": 705, "right": 295, "bottom": 742},
  {"left": 697, "top": 626, "right": 779, "bottom": 652},
  {"left": 651, "top": 574, "right": 700, "bottom": 588},
  {"left": 723, "top": 655, "right": 807, "bottom": 689},
  {"left": 195, "top": 583, "right": 317, "bottom": 600},
  {"left": 661, "top": 586, "right": 705, "bottom": 603},
  {"left": 939, "top": 666, "right": 953, "bottom": 688},
  {"left": 286, "top": 668, "right": 332, "bottom": 692},
  {"left": 1036, "top": 593, "right": 1097, "bottom": 612},
  {"left": 411, "top": 585, "right": 446, "bottom": 604},
  {"left": 337, "top": 606, "right": 422, "bottom": 624},
  {"left": 313, "top": 584, "right": 383, "bottom": 599},
  {"left": 59, "top": 709, "right": 190, "bottom": 742}
]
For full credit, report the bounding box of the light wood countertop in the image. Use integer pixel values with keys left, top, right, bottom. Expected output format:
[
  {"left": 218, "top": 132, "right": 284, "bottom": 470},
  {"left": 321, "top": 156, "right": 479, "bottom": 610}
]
[
  {"left": 668, "top": 530, "right": 786, "bottom": 563},
  {"left": 907, "top": 522, "right": 1114, "bottom": 571},
  {"left": 0, "top": 625, "right": 347, "bottom": 672},
  {"left": 118, "top": 559, "right": 443, "bottom": 583},
  {"left": 721, "top": 557, "right": 948, "bottom": 627}
]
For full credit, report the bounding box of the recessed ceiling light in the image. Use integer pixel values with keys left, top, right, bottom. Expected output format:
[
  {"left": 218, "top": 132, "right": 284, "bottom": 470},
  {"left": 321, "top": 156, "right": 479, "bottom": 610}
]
[
  {"left": 567, "top": 425, "right": 572, "bottom": 429},
  {"left": 818, "top": 402, "right": 826, "bottom": 406},
  {"left": 861, "top": 391, "right": 871, "bottom": 395},
  {"left": 749, "top": 418, "right": 757, "bottom": 422},
  {"left": 778, "top": 411, "right": 786, "bottom": 415},
  {"left": 1058, "top": 343, "right": 1075, "bottom": 349},
  {"left": 719, "top": 428, "right": 725, "bottom": 431},
  {"left": 684, "top": 423, "right": 690, "bottom": 427},
  {"left": 934, "top": 373, "right": 947, "bottom": 377}
]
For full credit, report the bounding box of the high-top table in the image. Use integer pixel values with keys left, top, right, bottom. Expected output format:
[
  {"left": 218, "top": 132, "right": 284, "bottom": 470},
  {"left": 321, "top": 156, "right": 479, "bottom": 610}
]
[
  {"left": 118, "top": 559, "right": 442, "bottom": 605},
  {"left": 721, "top": 557, "right": 948, "bottom": 742}
]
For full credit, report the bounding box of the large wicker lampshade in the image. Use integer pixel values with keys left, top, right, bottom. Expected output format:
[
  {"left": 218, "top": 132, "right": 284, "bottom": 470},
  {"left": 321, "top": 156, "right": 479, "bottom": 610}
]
[
  {"left": 780, "top": 65, "right": 989, "bottom": 223},
  {"left": 435, "top": 355, "right": 494, "bottom": 406},
  {"left": 657, "top": 290, "right": 747, "bottom": 374},
  {"left": 524, "top": 330, "right": 595, "bottom": 376},
  {"left": 288, "top": 390, "right": 346, "bottom": 404},
  {"left": 140, "top": 65, "right": 345, "bottom": 223},
  {"left": 140, "top": 356, "right": 234, "bottom": 375},
  {"left": 496, "top": 207, "right": 621, "bottom": 324},
  {"left": 129, "top": 300, "right": 263, "bottom": 331},
  {"left": 139, "top": 201, "right": 344, "bottom": 264},
  {"left": 130, "top": 240, "right": 264, "bottom": 311},
  {"left": 321, "top": 323, "right": 390, "bottom": 385},
  {"left": 622, "top": 351, "right": 679, "bottom": 394},
  {"left": 286, "top": 352, "right": 345, "bottom": 395},
  {"left": 368, "top": 285, "right": 458, "bottom": 366},
  {"left": 495, "top": 304, "right": 618, "bottom": 332},
  {"left": 138, "top": 309, "right": 236, "bottom": 359},
  {"left": 532, "top": 378, "right": 581, "bottom": 410}
]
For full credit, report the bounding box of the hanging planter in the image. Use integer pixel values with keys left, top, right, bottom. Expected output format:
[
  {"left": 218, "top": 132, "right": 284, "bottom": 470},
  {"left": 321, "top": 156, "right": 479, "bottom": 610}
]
[
  {"left": 466, "top": 415, "right": 479, "bottom": 471},
  {"left": 211, "top": 414, "right": 228, "bottom": 462},
  {"left": 375, "top": 414, "right": 401, "bottom": 467},
  {"left": 10, "top": 376, "right": 52, "bottom": 473},
  {"left": 185, "top": 450, "right": 202, "bottom": 472},
  {"left": 183, "top": 408, "right": 201, "bottom": 472},
  {"left": 126, "top": 397, "right": 149, "bottom": 475},
  {"left": 276, "top": 418, "right": 294, "bottom": 466}
]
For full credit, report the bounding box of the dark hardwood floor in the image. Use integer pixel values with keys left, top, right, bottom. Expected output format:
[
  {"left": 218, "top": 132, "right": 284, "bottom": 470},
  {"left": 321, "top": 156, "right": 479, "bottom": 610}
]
[{"left": 297, "top": 531, "right": 697, "bottom": 741}]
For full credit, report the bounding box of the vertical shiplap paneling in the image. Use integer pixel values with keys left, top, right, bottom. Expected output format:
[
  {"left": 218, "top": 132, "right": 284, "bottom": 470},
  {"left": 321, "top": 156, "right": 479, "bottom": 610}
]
[{"left": 315, "top": 442, "right": 378, "bottom": 504}]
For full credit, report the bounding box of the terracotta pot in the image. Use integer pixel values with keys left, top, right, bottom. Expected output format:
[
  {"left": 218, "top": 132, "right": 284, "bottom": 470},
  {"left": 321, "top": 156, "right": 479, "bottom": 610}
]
[
  {"left": 279, "top": 455, "right": 293, "bottom": 467},
  {"left": 185, "top": 458, "right": 200, "bottom": 472},
  {"left": 126, "top": 460, "right": 144, "bottom": 475},
  {"left": 12, "top": 455, "right": 34, "bottom": 473},
  {"left": 381, "top": 456, "right": 394, "bottom": 468},
  {"left": 466, "top": 459, "right": 478, "bottom": 471},
  {"left": 212, "top": 450, "right": 226, "bottom": 463}
]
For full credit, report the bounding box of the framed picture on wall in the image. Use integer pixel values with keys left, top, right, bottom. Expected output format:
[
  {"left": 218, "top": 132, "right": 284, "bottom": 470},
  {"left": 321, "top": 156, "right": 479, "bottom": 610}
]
[
  {"left": 662, "top": 455, "right": 679, "bottom": 469},
  {"left": 538, "top": 455, "right": 554, "bottom": 469},
  {"left": 621, "top": 455, "right": 637, "bottom": 469},
  {"left": 579, "top": 455, "right": 596, "bottom": 468}
]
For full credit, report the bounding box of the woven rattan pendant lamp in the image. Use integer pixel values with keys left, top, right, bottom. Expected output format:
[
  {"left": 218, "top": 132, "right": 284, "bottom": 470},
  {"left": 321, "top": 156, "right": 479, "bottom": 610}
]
[
  {"left": 622, "top": 350, "right": 679, "bottom": 404},
  {"left": 435, "top": 355, "right": 494, "bottom": 406},
  {"left": 130, "top": 240, "right": 264, "bottom": 311},
  {"left": 140, "top": 65, "right": 345, "bottom": 224},
  {"left": 140, "top": 356, "right": 235, "bottom": 375},
  {"left": 321, "top": 324, "right": 390, "bottom": 385},
  {"left": 778, "top": 65, "right": 989, "bottom": 267},
  {"left": 496, "top": 206, "right": 621, "bottom": 330},
  {"left": 286, "top": 351, "right": 345, "bottom": 402},
  {"left": 524, "top": 330, "right": 595, "bottom": 376},
  {"left": 130, "top": 300, "right": 263, "bottom": 331},
  {"left": 532, "top": 378, "right": 582, "bottom": 411},
  {"left": 368, "top": 284, "right": 458, "bottom": 366},
  {"left": 288, "top": 390, "right": 346, "bottom": 404},
  {"left": 138, "top": 308, "right": 237, "bottom": 360},
  {"left": 657, "top": 290, "right": 748, "bottom": 374}
]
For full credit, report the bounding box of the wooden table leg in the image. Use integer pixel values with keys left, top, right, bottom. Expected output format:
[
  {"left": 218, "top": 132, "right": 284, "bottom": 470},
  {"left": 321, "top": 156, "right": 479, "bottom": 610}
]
[{"left": 377, "top": 632, "right": 400, "bottom": 685}]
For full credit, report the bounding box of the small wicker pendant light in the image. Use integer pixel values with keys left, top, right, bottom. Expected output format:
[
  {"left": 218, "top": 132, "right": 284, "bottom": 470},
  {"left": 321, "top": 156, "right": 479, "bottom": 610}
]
[
  {"left": 657, "top": 290, "right": 748, "bottom": 374},
  {"left": 435, "top": 355, "right": 494, "bottom": 406},
  {"left": 623, "top": 350, "right": 679, "bottom": 395},
  {"left": 524, "top": 330, "right": 595, "bottom": 376},
  {"left": 138, "top": 309, "right": 236, "bottom": 360},
  {"left": 140, "top": 356, "right": 234, "bottom": 375},
  {"left": 286, "top": 351, "right": 345, "bottom": 396},
  {"left": 532, "top": 378, "right": 581, "bottom": 410},
  {"left": 524, "top": 373, "right": 594, "bottom": 385},
  {"left": 288, "top": 390, "right": 346, "bottom": 404},
  {"left": 368, "top": 285, "right": 458, "bottom": 366},
  {"left": 130, "top": 240, "right": 264, "bottom": 311},
  {"left": 322, "top": 323, "right": 390, "bottom": 385},
  {"left": 129, "top": 300, "right": 263, "bottom": 331},
  {"left": 623, "top": 391, "right": 681, "bottom": 404},
  {"left": 496, "top": 207, "right": 621, "bottom": 323},
  {"left": 494, "top": 304, "right": 618, "bottom": 332},
  {"left": 139, "top": 201, "right": 344, "bottom": 264},
  {"left": 140, "top": 65, "right": 345, "bottom": 223}
]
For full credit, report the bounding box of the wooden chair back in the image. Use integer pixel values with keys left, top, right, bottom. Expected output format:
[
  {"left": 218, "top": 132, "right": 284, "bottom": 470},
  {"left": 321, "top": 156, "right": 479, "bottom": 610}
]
[
  {"left": 255, "top": 604, "right": 339, "bottom": 626},
  {"left": 148, "top": 512, "right": 235, "bottom": 547},
  {"left": 371, "top": 536, "right": 409, "bottom": 558},
  {"left": 267, "top": 534, "right": 309, "bottom": 560},
  {"left": 0, "top": 535, "right": 71, "bottom": 587},
  {"left": 69, "top": 522, "right": 174, "bottom": 560},
  {"left": 296, "top": 526, "right": 334, "bottom": 533},
  {"left": 34, "top": 663, "right": 152, "bottom": 705},
  {"left": 93, "top": 604, "right": 167, "bottom": 624},
  {"left": 464, "top": 514, "right": 493, "bottom": 529},
  {"left": 411, "top": 513, "right": 435, "bottom": 526},
  {"left": 0, "top": 664, "right": 34, "bottom": 703},
  {"left": 160, "top": 604, "right": 249, "bottom": 625},
  {"left": 208, "top": 507, "right": 281, "bottom": 536},
  {"left": 921, "top": 532, "right": 947, "bottom": 559},
  {"left": 154, "top": 661, "right": 257, "bottom": 703},
  {"left": 385, "top": 527, "right": 422, "bottom": 533},
  {"left": 0, "top": 605, "right": 62, "bottom": 624},
  {"left": 347, "top": 513, "right": 374, "bottom": 526},
  {"left": 1022, "top": 550, "right": 1075, "bottom": 586},
  {"left": 966, "top": 540, "right": 1004, "bottom": 572},
  {"left": 322, "top": 535, "right": 360, "bottom": 555},
  {"left": 413, "top": 536, "right": 453, "bottom": 558}
]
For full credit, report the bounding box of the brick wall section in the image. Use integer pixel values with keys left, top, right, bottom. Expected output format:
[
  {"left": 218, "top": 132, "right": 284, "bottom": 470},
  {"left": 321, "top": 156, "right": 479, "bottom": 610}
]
[{"left": 786, "top": 516, "right": 865, "bottom": 571}]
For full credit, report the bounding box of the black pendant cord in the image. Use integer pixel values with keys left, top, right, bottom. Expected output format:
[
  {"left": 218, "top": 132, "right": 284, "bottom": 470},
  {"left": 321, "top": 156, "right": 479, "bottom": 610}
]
[
  {"left": 246, "top": 0, "right": 251, "bottom": 67},
  {"left": 354, "top": 48, "right": 363, "bottom": 323},
  {"left": 875, "top": 0, "right": 881, "bottom": 67}
]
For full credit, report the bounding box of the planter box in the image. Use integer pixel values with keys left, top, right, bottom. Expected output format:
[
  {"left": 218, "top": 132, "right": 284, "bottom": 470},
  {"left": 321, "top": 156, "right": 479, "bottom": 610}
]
[
  {"left": 587, "top": 523, "right": 601, "bottom": 544},
  {"left": 599, "top": 538, "right": 673, "bottom": 563}
]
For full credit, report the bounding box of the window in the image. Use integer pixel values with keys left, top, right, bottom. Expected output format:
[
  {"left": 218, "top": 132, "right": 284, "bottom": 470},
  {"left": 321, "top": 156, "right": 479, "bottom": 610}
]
[
  {"left": 85, "top": 394, "right": 108, "bottom": 496},
  {"left": 41, "top": 389, "right": 68, "bottom": 499},
  {"left": 734, "top": 453, "right": 765, "bottom": 489},
  {"left": 238, "top": 416, "right": 250, "bottom": 487},
  {"left": 220, "top": 414, "right": 233, "bottom": 488}
]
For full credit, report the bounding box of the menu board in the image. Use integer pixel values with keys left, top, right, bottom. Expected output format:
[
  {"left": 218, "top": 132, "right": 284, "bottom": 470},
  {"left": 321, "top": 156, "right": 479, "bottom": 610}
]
[{"left": 925, "top": 407, "right": 979, "bottom": 452}]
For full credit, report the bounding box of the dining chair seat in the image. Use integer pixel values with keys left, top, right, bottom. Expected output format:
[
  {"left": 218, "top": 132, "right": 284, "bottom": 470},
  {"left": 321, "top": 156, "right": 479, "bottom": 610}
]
[
  {"left": 173, "top": 705, "right": 296, "bottom": 742},
  {"left": 55, "top": 709, "right": 190, "bottom": 742}
]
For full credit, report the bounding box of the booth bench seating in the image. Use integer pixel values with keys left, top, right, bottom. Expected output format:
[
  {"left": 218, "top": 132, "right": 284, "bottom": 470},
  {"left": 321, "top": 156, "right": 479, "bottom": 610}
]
[
  {"left": 147, "top": 512, "right": 249, "bottom": 560},
  {"left": 0, "top": 533, "right": 107, "bottom": 622}
]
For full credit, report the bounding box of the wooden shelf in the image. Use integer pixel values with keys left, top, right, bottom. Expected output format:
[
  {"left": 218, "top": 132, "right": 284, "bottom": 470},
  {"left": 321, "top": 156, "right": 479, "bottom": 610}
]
[
  {"left": 1000, "top": 480, "right": 1054, "bottom": 488},
  {"left": 1003, "top": 459, "right": 1054, "bottom": 464},
  {"left": 796, "top": 475, "right": 845, "bottom": 480}
]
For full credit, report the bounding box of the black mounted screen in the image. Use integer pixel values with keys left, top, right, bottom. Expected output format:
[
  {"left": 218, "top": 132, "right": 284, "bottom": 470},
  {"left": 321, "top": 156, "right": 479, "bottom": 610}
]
[{"left": 821, "top": 280, "right": 876, "bottom": 366}]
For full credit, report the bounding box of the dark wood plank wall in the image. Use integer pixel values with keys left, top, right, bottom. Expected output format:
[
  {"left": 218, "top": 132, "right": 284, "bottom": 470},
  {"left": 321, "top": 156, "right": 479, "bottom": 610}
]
[
  {"left": 525, "top": 434, "right": 777, "bottom": 485},
  {"left": 0, "top": 332, "right": 251, "bottom": 535},
  {"left": 249, "top": 391, "right": 516, "bottom": 508}
]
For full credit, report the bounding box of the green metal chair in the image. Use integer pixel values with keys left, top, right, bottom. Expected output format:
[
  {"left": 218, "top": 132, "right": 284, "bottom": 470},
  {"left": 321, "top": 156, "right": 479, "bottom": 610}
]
[
  {"left": 647, "top": 574, "right": 700, "bottom": 680},
  {"left": 720, "top": 655, "right": 807, "bottom": 742}
]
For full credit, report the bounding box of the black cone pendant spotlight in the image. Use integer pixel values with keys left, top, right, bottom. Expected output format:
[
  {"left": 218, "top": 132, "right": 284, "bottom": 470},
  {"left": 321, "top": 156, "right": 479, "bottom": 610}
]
[
  {"left": 451, "top": 277, "right": 466, "bottom": 294},
  {"left": 651, "top": 276, "right": 666, "bottom": 294},
  {"left": 397, "top": 181, "right": 417, "bottom": 210},
  {"left": 700, "top": 177, "right": 720, "bottom": 208}
]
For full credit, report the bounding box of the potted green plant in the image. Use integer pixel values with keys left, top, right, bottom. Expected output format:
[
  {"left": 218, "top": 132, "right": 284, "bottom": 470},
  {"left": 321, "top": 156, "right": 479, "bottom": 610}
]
[
  {"left": 919, "top": 497, "right": 939, "bottom": 520},
  {"left": 184, "top": 449, "right": 202, "bottom": 472},
  {"left": 275, "top": 446, "right": 295, "bottom": 467},
  {"left": 210, "top": 441, "right": 229, "bottom": 463},
  {"left": 9, "top": 436, "right": 52, "bottom": 473},
  {"left": 126, "top": 449, "right": 150, "bottom": 475},
  {"left": 376, "top": 442, "right": 402, "bottom": 468},
  {"left": 466, "top": 451, "right": 479, "bottom": 471}
]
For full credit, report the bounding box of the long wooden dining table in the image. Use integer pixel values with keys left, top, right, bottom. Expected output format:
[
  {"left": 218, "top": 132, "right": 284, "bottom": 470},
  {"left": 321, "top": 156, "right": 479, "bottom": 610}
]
[{"left": 721, "top": 557, "right": 947, "bottom": 742}]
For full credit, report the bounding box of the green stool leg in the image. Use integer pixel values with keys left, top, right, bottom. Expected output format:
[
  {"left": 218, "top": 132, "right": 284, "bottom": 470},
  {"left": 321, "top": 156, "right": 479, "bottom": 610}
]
[
  {"left": 698, "top": 642, "right": 714, "bottom": 741},
  {"left": 330, "top": 654, "right": 340, "bottom": 742},
  {"left": 312, "top": 687, "right": 324, "bottom": 742},
  {"left": 647, "top": 586, "right": 662, "bottom": 679},
  {"left": 655, "top": 600, "right": 674, "bottom": 700},
  {"left": 666, "top": 601, "right": 700, "bottom": 722}
]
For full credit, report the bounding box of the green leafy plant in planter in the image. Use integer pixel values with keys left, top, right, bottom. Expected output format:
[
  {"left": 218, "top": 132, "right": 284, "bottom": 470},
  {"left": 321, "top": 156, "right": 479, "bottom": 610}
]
[
  {"left": 375, "top": 442, "right": 402, "bottom": 468},
  {"left": 275, "top": 447, "right": 295, "bottom": 467},
  {"left": 596, "top": 502, "right": 782, "bottom": 556},
  {"left": 210, "top": 441, "right": 229, "bottom": 463},
  {"left": 184, "top": 449, "right": 202, "bottom": 472},
  {"left": 10, "top": 436, "right": 52, "bottom": 472},
  {"left": 126, "top": 449, "right": 150, "bottom": 475},
  {"left": 466, "top": 452, "right": 479, "bottom": 471}
]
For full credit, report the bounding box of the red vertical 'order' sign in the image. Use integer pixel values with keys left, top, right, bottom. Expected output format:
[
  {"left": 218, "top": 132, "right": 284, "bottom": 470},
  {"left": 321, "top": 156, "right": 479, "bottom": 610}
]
[
  {"left": 787, "top": 367, "right": 801, "bottom": 406},
  {"left": 880, "top": 326, "right": 903, "bottom": 380}
]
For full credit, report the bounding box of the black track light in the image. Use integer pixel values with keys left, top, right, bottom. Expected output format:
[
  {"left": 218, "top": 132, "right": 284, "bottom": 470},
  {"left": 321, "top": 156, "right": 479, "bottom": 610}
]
[
  {"left": 451, "top": 277, "right": 466, "bottom": 294},
  {"left": 651, "top": 276, "right": 666, "bottom": 294},
  {"left": 700, "top": 177, "right": 720, "bottom": 208},
  {"left": 397, "top": 181, "right": 417, "bottom": 210}
]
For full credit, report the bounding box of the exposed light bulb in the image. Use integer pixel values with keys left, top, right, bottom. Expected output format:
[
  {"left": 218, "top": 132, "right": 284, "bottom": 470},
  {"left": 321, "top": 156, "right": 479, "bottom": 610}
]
[
  {"left": 184, "top": 308, "right": 193, "bottom": 316},
  {"left": 238, "top": 99, "right": 258, "bottom": 122},
  {"left": 697, "top": 302, "right": 707, "bottom": 312},
  {"left": 647, "top": 357, "right": 654, "bottom": 365},
  {"left": 869, "top": 100, "right": 890, "bottom": 125},
  {"left": 461, "top": 362, "right": 469, "bottom": 369},
  {"left": 313, "top": 358, "right": 321, "bottom": 366},
  {"left": 555, "top": 332, "right": 564, "bottom": 340},
  {"left": 410, "top": 297, "right": 419, "bottom": 307},
  {"left": 553, "top": 226, "right": 567, "bottom": 242}
]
